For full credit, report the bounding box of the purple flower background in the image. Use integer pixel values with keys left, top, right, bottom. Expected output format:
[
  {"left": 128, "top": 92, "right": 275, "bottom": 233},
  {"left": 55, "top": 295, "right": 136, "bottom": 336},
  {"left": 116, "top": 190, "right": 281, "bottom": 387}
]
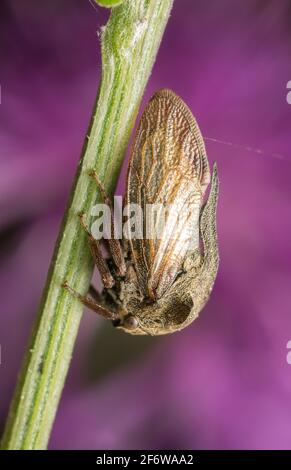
[{"left": 0, "top": 0, "right": 291, "bottom": 449}]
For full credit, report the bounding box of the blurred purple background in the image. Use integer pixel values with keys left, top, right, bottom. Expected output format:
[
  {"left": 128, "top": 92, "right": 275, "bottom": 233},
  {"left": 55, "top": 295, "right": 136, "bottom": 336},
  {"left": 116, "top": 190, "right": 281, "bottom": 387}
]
[{"left": 1, "top": 0, "right": 291, "bottom": 450}]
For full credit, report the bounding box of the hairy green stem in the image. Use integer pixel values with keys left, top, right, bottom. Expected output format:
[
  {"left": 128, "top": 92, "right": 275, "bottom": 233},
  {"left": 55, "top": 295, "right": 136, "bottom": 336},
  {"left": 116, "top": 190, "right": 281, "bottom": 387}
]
[{"left": 1, "top": 0, "right": 173, "bottom": 450}]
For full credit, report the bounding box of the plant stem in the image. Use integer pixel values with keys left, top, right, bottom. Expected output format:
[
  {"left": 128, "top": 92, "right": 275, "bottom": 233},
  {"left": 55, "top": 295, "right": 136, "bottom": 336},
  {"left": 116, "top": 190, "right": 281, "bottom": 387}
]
[{"left": 1, "top": 0, "right": 174, "bottom": 450}]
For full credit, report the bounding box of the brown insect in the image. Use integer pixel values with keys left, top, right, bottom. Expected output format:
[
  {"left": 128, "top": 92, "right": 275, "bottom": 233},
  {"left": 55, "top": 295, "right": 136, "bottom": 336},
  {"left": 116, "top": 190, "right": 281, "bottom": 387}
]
[{"left": 63, "top": 89, "right": 219, "bottom": 335}]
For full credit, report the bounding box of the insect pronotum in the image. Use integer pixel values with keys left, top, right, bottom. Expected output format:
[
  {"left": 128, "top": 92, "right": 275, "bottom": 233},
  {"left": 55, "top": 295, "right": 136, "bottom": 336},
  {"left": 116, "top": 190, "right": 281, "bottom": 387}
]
[{"left": 63, "top": 89, "right": 219, "bottom": 335}]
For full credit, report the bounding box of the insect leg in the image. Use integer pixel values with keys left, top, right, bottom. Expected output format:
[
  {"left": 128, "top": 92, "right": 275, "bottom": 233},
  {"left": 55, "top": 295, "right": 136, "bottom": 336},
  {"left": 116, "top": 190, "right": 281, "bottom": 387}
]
[
  {"left": 62, "top": 281, "right": 119, "bottom": 321},
  {"left": 89, "top": 170, "right": 126, "bottom": 276},
  {"left": 79, "top": 212, "right": 115, "bottom": 288}
]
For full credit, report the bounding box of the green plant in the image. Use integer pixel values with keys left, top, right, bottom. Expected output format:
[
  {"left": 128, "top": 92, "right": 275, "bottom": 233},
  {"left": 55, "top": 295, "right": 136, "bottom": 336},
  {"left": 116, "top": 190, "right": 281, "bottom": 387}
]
[{"left": 1, "top": 0, "right": 174, "bottom": 450}]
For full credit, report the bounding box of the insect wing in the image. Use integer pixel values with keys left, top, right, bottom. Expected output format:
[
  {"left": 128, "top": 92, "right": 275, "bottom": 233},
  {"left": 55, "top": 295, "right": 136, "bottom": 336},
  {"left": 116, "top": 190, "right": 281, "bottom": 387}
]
[{"left": 126, "top": 89, "right": 210, "bottom": 300}]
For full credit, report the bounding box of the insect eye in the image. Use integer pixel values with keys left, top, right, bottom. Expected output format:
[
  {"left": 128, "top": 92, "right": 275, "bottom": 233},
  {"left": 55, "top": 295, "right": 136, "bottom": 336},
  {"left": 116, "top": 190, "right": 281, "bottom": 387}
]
[{"left": 123, "top": 315, "right": 139, "bottom": 330}]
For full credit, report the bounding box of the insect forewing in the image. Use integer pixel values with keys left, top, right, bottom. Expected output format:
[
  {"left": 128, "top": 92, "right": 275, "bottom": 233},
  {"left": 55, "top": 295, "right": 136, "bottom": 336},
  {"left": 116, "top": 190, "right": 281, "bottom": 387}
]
[{"left": 126, "top": 89, "right": 210, "bottom": 300}]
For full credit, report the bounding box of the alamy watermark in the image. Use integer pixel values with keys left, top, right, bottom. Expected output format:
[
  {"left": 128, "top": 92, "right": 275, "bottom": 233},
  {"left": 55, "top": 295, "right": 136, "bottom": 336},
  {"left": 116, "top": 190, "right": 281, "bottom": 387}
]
[
  {"left": 286, "top": 340, "right": 291, "bottom": 365},
  {"left": 89, "top": 197, "right": 200, "bottom": 253},
  {"left": 286, "top": 81, "right": 291, "bottom": 104}
]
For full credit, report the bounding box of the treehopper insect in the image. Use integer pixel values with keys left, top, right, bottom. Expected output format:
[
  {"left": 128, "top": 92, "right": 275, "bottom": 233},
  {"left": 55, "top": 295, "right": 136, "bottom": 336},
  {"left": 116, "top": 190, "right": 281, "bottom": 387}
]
[{"left": 63, "top": 89, "right": 219, "bottom": 335}]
